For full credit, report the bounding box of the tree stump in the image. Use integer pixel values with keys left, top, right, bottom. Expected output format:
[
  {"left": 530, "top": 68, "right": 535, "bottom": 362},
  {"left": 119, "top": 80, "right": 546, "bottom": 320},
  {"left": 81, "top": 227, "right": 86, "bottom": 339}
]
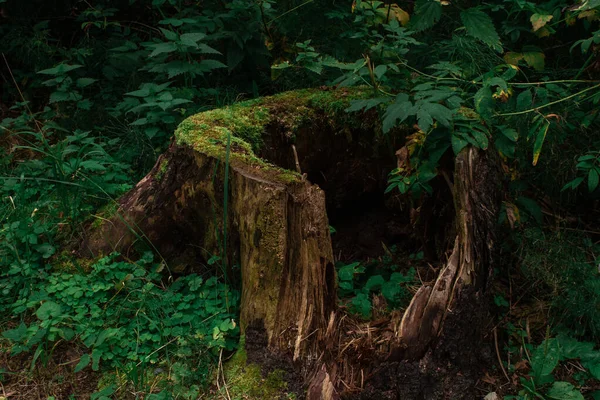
[
  {"left": 80, "top": 87, "right": 499, "bottom": 399},
  {"left": 80, "top": 88, "right": 396, "bottom": 381}
]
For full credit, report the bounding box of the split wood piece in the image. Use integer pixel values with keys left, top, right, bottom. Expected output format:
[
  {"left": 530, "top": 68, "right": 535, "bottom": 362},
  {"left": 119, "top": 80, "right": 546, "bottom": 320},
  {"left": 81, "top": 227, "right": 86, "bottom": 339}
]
[{"left": 393, "top": 147, "right": 499, "bottom": 360}]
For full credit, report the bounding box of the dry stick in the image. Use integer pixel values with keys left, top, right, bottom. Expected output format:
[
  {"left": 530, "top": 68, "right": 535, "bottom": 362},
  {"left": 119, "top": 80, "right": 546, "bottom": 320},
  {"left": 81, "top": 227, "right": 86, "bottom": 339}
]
[
  {"left": 218, "top": 349, "right": 232, "bottom": 400},
  {"left": 494, "top": 327, "right": 511, "bottom": 384},
  {"left": 291, "top": 144, "right": 302, "bottom": 174},
  {"left": 1, "top": 53, "right": 44, "bottom": 133}
]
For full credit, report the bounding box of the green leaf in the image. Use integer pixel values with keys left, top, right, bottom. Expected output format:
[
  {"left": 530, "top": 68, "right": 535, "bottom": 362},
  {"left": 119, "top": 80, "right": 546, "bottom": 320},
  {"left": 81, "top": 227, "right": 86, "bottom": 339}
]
[
  {"left": 159, "top": 27, "right": 178, "bottom": 41},
  {"left": 338, "top": 262, "right": 362, "bottom": 281},
  {"left": 91, "top": 385, "right": 115, "bottom": 400},
  {"left": 365, "top": 275, "right": 385, "bottom": 292},
  {"left": 460, "top": 8, "right": 502, "bottom": 51},
  {"left": 474, "top": 87, "right": 494, "bottom": 120},
  {"left": 303, "top": 61, "right": 323, "bottom": 75},
  {"left": 179, "top": 32, "right": 206, "bottom": 45},
  {"left": 38, "top": 63, "right": 83, "bottom": 75},
  {"left": 219, "top": 319, "right": 235, "bottom": 332},
  {"left": 383, "top": 94, "right": 415, "bottom": 132},
  {"left": 583, "top": 359, "right": 600, "bottom": 380},
  {"left": 346, "top": 97, "right": 387, "bottom": 112},
  {"left": 36, "top": 301, "right": 62, "bottom": 321},
  {"left": 80, "top": 160, "right": 106, "bottom": 171},
  {"left": 546, "top": 382, "right": 583, "bottom": 400},
  {"left": 451, "top": 134, "right": 469, "bottom": 155},
  {"left": 516, "top": 89, "right": 533, "bottom": 111},
  {"left": 74, "top": 354, "right": 90, "bottom": 373},
  {"left": 416, "top": 107, "right": 433, "bottom": 131},
  {"left": 531, "top": 338, "right": 560, "bottom": 384},
  {"left": 381, "top": 281, "right": 401, "bottom": 303},
  {"left": 91, "top": 348, "right": 101, "bottom": 371},
  {"left": 197, "top": 43, "right": 221, "bottom": 55},
  {"left": 2, "top": 322, "right": 27, "bottom": 342},
  {"left": 470, "top": 128, "right": 489, "bottom": 149},
  {"left": 76, "top": 78, "right": 97, "bottom": 88},
  {"left": 374, "top": 65, "right": 387, "bottom": 79},
  {"left": 410, "top": 0, "right": 442, "bottom": 32},
  {"left": 532, "top": 120, "right": 550, "bottom": 166},
  {"left": 498, "top": 126, "right": 518, "bottom": 142},
  {"left": 350, "top": 293, "right": 372, "bottom": 318},
  {"left": 50, "top": 91, "right": 80, "bottom": 103},
  {"left": 149, "top": 42, "right": 178, "bottom": 57},
  {"left": 35, "top": 243, "right": 55, "bottom": 258},
  {"left": 198, "top": 59, "right": 228, "bottom": 72},
  {"left": 556, "top": 335, "right": 595, "bottom": 359},
  {"left": 588, "top": 168, "right": 599, "bottom": 192},
  {"left": 561, "top": 176, "right": 585, "bottom": 191},
  {"left": 77, "top": 99, "right": 92, "bottom": 110},
  {"left": 421, "top": 102, "right": 454, "bottom": 128}
]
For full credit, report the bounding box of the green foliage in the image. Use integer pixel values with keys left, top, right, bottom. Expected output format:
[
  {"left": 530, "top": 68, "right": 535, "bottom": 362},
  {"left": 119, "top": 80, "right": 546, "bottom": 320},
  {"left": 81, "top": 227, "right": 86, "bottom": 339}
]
[
  {"left": 2, "top": 252, "right": 239, "bottom": 396},
  {"left": 336, "top": 250, "right": 416, "bottom": 319},
  {"left": 563, "top": 152, "right": 600, "bottom": 193},
  {"left": 276, "top": 0, "right": 600, "bottom": 216},
  {"left": 515, "top": 228, "right": 600, "bottom": 338},
  {"left": 411, "top": 0, "right": 442, "bottom": 32},
  {"left": 460, "top": 8, "right": 502, "bottom": 52},
  {"left": 507, "top": 334, "right": 600, "bottom": 399}
]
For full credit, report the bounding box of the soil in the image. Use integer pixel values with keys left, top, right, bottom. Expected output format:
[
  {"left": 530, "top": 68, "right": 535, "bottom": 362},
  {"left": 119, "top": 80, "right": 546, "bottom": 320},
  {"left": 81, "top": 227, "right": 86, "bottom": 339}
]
[
  {"left": 352, "top": 289, "right": 495, "bottom": 400},
  {"left": 245, "top": 323, "right": 306, "bottom": 398},
  {"left": 0, "top": 342, "right": 100, "bottom": 399}
]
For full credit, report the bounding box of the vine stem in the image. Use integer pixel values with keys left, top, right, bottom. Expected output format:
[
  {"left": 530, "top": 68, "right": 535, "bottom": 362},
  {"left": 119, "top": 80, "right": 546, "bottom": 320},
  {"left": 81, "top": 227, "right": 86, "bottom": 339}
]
[
  {"left": 267, "top": 0, "right": 314, "bottom": 26},
  {"left": 495, "top": 83, "right": 600, "bottom": 117},
  {"left": 396, "top": 60, "right": 600, "bottom": 86}
]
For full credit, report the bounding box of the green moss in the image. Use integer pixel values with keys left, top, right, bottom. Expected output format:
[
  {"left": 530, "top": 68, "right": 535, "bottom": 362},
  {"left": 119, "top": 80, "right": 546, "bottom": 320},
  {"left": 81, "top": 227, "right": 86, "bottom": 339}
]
[
  {"left": 216, "top": 340, "right": 293, "bottom": 400},
  {"left": 174, "top": 87, "right": 374, "bottom": 185},
  {"left": 53, "top": 250, "right": 95, "bottom": 273},
  {"left": 156, "top": 158, "right": 169, "bottom": 181},
  {"left": 90, "top": 202, "right": 119, "bottom": 230}
]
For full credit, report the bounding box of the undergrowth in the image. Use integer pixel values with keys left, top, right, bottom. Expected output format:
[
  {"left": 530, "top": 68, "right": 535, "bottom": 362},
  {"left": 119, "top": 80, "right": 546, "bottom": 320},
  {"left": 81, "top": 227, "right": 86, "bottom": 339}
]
[
  {"left": 2, "top": 253, "right": 239, "bottom": 398},
  {"left": 516, "top": 228, "right": 600, "bottom": 339},
  {"left": 1, "top": 0, "right": 600, "bottom": 398},
  {"left": 336, "top": 246, "right": 418, "bottom": 319}
]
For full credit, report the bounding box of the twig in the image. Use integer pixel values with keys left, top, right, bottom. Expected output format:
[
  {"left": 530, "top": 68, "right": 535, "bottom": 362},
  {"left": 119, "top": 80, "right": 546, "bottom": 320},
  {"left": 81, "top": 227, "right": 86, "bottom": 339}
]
[
  {"left": 266, "top": 0, "right": 315, "bottom": 26},
  {"left": 496, "top": 83, "right": 600, "bottom": 117},
  {"left": 494, "top": 327, "right": 511, "bottom": 384},
  {"left": 135, "top": 337, "right": 179, "bottom": 366},
  {"left": 292, "top": 144, "right": 302, "bottom": 174},
  {"left": 218, "top": 349, "right": 232, "bottom": 400}
]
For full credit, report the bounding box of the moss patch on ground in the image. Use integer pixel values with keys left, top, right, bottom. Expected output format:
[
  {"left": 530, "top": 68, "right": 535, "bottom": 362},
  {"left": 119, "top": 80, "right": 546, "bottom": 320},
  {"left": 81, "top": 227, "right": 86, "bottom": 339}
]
[
  {"left": 213, "top": 340, "right": 295, "bottom": 400},
  {"left": 174, "top": 87, "right": 376, "bottom": 185}
]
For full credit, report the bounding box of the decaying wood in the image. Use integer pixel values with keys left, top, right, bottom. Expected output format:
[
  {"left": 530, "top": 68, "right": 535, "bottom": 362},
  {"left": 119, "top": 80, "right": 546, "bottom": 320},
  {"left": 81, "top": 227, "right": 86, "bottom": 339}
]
[{"left": 391, "top": 147, "right": 499, "bottom": 360}]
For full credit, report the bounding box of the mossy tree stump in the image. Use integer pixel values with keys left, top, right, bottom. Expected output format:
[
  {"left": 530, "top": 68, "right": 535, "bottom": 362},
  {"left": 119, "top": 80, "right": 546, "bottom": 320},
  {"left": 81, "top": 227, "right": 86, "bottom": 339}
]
[{"left": 80, "top": 87, "right": 500, "bottom": 399}]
